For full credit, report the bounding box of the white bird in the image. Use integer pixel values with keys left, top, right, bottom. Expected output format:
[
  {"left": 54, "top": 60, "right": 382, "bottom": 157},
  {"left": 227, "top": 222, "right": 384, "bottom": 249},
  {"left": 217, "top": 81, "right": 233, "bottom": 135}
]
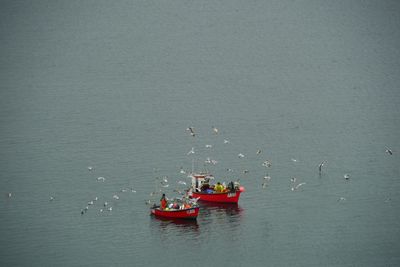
[
  {"left": 291, "top": 182, "right": 306, "bottom": 191},
  {"left": 7, "top": 192, "right": 12, "bottom": 198},
  {"left": 187, "top": 147, "right": 195, "bottom": 155},
  {"left": 338, "top": 197, "right": 346, "bottom": 202},
  {"left": 223, "top": 139, "right": 230, "bottom": 144},
  {"left": 50, "top": 196, "right": 54, "bottom": 201},
  {"left": 205, "top": 144, "right": 213, "bottom": 148},
  {"left": 344, "top": 174, "right": 350, "bottom": 180},
  {"left": 94, "top": 197, "right": 98, "bottom": 201},
  {"left": 318, "top": 161, "right": 326, "bottom": 173},
  {"left": 212, "top": 126, "right": 219, "bottom": 134},
  {"left": 226, "top": 168, "right": 233, "bottom": 172},
  {"left": 88, "top": 201, "right": 94, "bottom": 205},
  {"left": 179, "top": 168, "right": 186, "bottom": 174},
  {"left": 238, "top": 153, "right": 245, "bottom": 158},
  {"left": 264, "top": 175, "right": 271, "bottom": 181},
  {"left": 186, "top": 127, "right": 195, "bottom": 137},
  {"left": 178, "top": 181, "right": 186, "bottom": 185},
  {"left": 97, "top": 177, "right": 106, "bottom": 182},
  {"left": 205, "top": 158, "right": 218, "bottom": 165},
  {"left": 88, "top": 166, "right": 94, "bottom": 171},
  {"left": 113, "top": 195, "right": 120, "bottom": 200},
  {"left": 291, "top": 158, "right": 298, "bottom": 162},
  {"left": 256, "top": 149, "right": 262, "bottom": 155},
  {"left": 290, "top": 177, "right": 297, "bottom": 183},
  {"left": 108, "top": 207, "right": 113, "bottom": 211},
  {"left": 162, "top": 176, "right": 168, "bottom": 183},
  {"left": 104, "top": 202, "right": 108, "bottom": 207},
  {"left": 262, "top": 160, "right": 272, "bottom": 168},
  {"left": 385, "top": 148, "right": 393, "bottom": 155},
  {"left": 100, "top": 209, "right": 103, "bottom": 212}
]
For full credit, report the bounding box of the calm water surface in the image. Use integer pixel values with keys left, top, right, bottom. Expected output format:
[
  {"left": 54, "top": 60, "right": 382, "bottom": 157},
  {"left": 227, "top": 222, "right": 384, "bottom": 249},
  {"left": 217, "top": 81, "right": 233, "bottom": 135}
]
[{"left": 1, "top": 1, "right": 399, "bottom": 266}]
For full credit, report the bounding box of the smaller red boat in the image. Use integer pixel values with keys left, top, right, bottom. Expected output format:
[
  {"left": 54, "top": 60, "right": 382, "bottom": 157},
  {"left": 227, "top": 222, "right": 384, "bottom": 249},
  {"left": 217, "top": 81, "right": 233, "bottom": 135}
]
[
  {"left": 188, "top": 173, "right": 245, "bottom": 204},
  {"left": 150, "top": 206, "right": 199, "bottom": 220}
]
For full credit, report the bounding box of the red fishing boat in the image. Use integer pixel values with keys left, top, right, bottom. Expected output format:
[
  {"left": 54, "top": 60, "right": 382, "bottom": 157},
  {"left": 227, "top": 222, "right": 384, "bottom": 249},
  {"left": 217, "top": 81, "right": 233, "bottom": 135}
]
[
  {"left": 188, "top": 173, "right": 245, "bottom": 204},
  {"left": 150, "top": 206, "right": 199, "bottom": 220}
]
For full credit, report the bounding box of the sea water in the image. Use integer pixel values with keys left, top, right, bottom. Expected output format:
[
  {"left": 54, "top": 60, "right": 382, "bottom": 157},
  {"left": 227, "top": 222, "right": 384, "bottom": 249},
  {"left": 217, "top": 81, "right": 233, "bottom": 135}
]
[{"left": 1, "top": 1, "right": 399, "bottom": 266}]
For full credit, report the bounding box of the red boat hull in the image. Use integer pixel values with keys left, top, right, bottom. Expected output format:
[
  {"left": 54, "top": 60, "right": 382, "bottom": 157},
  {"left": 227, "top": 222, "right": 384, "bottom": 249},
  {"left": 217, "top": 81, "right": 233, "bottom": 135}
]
[
  {"left": 150, "top": 207, "right": 199, "bottom": 220},
  {"left": 191, "top": 187, "right": 245, "bottom": 204}
]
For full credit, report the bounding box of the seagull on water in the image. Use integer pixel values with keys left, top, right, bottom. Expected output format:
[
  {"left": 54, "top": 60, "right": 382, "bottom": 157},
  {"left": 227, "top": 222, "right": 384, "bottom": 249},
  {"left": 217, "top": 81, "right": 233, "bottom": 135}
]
[
  {"left": 223, "top": 139, "right": 230, "bottom": 144},
  {"left": 97, "top": 177, "right": 106, "bottom": 182},
  {"left": 186, "top": 127, "right": 195, "bottom": 137},
  {"left": 318, "top": 161, "right": 326, "bottom": 173},
  {"left": 238, "top": 153, "right": 245, "bottom": 158},
  {"left": 262, "top": 160, "right": 272, "bottom": 168},
  {"left": 385, "top": 148, "right": 393, "bottom": 155},
  {"left": 205, "top": 144, "right": 213, "bottom": 148},
  {"left": 256, "top": 149, "right": 262, "bottom": 155},
  {"left": 88, "top": 166, "right": 94, "bottom": 171},
  {"left": 212, "top": 126, "right": 219, "bottom": 134},
  {"left": 344, "top": 174, "right": 350, "bottom": 180}
]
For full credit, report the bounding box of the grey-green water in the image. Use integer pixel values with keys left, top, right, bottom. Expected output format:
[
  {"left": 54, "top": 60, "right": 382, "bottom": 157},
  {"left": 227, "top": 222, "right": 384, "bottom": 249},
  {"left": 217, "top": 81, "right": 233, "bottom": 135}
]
[{"left": 1, "top": 1, "right": 399, "bottom": 266}]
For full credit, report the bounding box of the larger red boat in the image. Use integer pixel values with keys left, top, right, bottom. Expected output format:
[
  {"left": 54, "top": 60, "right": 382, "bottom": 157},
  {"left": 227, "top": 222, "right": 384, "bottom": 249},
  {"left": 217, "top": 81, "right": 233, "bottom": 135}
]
[
  {"left": 188, "top": 173, "right": 245, "bottom": 204},
  {"left": 150, "top": 206, "right": 199, "bottom": 220}
]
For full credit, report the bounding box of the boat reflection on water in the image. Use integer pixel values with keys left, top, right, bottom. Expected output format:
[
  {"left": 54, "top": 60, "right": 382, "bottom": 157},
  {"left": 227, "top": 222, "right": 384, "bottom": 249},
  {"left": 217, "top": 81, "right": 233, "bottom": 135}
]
[
  {"left": 198, "top": 202, "right": 243, "bottom": 229},
  {"left": 150, "top": 215, "right": 200, "bottom": 235},
  {"left": 199, "top": 202, "right": 243, "bottom": 217}
]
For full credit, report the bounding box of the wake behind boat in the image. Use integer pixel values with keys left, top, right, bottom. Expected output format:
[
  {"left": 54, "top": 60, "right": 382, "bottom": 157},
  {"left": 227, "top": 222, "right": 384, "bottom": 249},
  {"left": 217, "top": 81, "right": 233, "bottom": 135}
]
[{"left": 188, "top": 173, "right": 245, "bottom": 204}]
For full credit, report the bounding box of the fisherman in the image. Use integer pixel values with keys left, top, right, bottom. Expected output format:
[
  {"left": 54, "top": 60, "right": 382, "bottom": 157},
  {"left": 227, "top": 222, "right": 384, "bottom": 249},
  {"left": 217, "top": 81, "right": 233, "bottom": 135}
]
[
  {"left": 160, "top": 194, "right": 167, "bottom": 210},
  {"left": 227, "top": 181, "right": 235, "bottom": 192},
  {"left": 201, "top": 179, "right": 210, "bottom": 192},
  {"left": 214, "top": 182, "right": 224, "bottom": 193}
]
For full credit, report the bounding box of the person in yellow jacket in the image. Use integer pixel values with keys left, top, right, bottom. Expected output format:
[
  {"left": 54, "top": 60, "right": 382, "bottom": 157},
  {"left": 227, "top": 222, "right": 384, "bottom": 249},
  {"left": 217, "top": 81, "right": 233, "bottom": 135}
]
[{"left": 214, "top": 182, "right": 224, "bottom": 193}]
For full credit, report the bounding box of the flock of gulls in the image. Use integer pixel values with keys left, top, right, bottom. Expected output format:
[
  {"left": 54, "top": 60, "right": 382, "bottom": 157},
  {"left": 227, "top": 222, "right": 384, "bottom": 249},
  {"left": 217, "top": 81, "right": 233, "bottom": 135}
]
[
  {"left": 179, "top": 126, "right": 395, "bottom": 202},
  {"left": 4, "top": 126, "right": 395, "bottom": 212},
  {"left": 77, "top": 166, "right": 138, "bottom": 215}
]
